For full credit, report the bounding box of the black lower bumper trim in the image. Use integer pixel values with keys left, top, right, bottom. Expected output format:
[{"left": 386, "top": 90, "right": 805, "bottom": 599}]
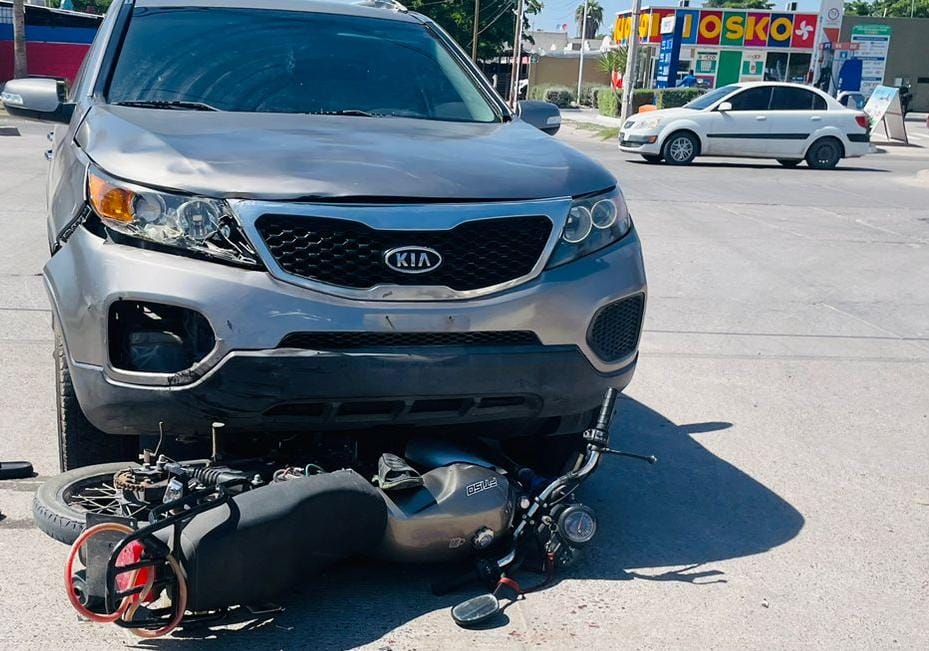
[{"left": 70, "top": 346, "right": 637, "bottom": 436}]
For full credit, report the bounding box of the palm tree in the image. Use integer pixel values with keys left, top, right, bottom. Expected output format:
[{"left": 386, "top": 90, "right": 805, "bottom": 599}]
[
  {"left": 13, "top": 0, "right": 27, "bottom": 78},
  {"left": 575, "top": 1, "right": 603, "bottom": 39}
]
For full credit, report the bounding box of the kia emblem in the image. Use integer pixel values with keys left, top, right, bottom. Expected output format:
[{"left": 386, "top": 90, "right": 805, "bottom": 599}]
[{"left": 383, "top": 246, "right": 443, "bottom": 274}]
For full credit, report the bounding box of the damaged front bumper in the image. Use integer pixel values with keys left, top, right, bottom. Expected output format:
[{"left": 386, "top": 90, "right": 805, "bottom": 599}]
[{"left": 45, "top": 226, "right": 646, "bottom": 436}]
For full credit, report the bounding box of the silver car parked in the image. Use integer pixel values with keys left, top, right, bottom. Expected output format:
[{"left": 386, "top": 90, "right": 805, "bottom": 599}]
[{"left": 2, "top": 0, "right": 647, "bottom": 470}]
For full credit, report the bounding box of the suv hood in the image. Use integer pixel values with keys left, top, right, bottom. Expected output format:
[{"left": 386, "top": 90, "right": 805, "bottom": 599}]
[{"left": 77, "top": 106, "right": 615, "bottom": 201}]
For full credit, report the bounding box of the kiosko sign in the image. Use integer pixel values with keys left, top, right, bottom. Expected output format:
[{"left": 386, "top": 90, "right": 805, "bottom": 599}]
[{"left": 615, "top": 9, "right": 818, "bottom": 50}]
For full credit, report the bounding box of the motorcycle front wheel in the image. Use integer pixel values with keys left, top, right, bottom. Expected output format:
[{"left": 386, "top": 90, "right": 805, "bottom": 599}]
[{"left": 33, "top": 462, "right": 143, "bottom": 544}]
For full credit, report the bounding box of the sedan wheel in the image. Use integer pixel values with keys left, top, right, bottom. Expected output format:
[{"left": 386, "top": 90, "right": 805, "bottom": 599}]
[
  {"left": 662, "top": 132, "right": 698, "bottom": 165},
  {"left": 805, "top": 138, "right": 842, "bottom": 170}
]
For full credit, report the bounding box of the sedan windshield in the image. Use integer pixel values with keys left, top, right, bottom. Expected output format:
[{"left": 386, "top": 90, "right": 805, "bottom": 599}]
[
  {"left": 684, "top": 85, "right": 740, "bottom": 110},
  {"left": 107, "top": 8, "right": 499, "bottom": 123}
]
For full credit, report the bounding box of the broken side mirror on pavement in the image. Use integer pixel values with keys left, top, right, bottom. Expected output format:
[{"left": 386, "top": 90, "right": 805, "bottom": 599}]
[{"left": 451, "top": 592, "right": 502, "bottom": 628}]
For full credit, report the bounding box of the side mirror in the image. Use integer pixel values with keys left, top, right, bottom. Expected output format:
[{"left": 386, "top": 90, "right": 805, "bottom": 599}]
[
  {"left": 451, "top": 593, "right": 501, "bottom": 628},
  {"left": 517, "top": 100, "right": 561, "bottom": 136},
  {"left": 716, "top": 101, "right": 733, "bottom": 113},
  {"left": 1, "top": 78, "right": 74, "bottom": 124}
]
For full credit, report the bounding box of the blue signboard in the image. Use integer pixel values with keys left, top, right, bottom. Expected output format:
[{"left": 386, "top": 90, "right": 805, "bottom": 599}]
[
  {"left": 656, "top": 31, "right": 676, "bottom": 88},
  {"left": 656, "top": 15, "right": 683, "bottom": 88}
]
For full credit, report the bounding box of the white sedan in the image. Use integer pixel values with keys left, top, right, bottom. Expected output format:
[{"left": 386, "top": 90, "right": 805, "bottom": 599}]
[{"left": 619, "top": 82, "right": 871, "bottom": 169}]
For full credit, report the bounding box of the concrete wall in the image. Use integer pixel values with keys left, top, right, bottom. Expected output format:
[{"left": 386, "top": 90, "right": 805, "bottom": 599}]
[
  {"left": 841, "top": 16, "right": 929, "bottom": 111},
  {"left": 528, "top": 55, "right": 612, "bottom": 91}
]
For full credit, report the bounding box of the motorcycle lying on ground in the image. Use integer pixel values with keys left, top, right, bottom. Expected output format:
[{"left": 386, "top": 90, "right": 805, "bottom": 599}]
[{"left": 35, "top": 388, "right": 655, "bottom": 637}]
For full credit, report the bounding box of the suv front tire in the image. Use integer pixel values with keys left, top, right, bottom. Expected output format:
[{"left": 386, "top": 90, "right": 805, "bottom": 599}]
[{"left": 55, "top": 330, "right": 137, "bottom": 471}]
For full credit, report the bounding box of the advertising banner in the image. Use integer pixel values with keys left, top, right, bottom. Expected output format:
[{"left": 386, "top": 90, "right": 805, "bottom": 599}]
[
  {"left": 656, "top": 15, "right": 680, "bottom": 89},
  {"left": 720, "top": 12, "right": 744, "bottom": 47},
  {"left": 819, "top": 0, "right": 844, "bottom": 44},
  {"left": 740, "top": 51, "right": 765, "bottom": 81},
  {"left": 743, "top": 13, "right": 770, "bottom": 47},
  {"left": 790, "top": 14, "right": 818, "bottom": 48},
  {"left": 615, "top": 9, "right": 818, "bottom": 51},
  {"left": 850, "top": 24, "right": 891, "bottom": 97},
  {"left": 677, "top": 9, "right": 700, "bottom": 45},
  {"left": 697, "top": 10, "right": 723, "bottom": 45},
  {"left": 767, "top": 13, "right": 793, "bottom": 48},
  {"left": 863, "top": 85, "right": 908, "bottom": 143},
  {"left": 695, "top": 51, "right": 718, "bottom": 75}
]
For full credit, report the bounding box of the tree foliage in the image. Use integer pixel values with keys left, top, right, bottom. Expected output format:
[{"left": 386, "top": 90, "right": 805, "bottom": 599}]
[
  {"left": 575, "top": 1, "right": 603, "bottom": 39},
  {"left": 701, "top": 0, "right": 774, "bottom": 8},
  {"left": 844, "top": 0, "right": 928, "bottom": 17},
  {"left": 599, "top": 46, "right": 628, "bottom": 75},
  {"left": 405, "top": 0, "right": 543, "bottom": 60}
]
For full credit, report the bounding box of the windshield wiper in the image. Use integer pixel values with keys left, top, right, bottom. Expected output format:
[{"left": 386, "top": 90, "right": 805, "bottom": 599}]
[
  {"left": 308, "top": 109, "right": 378, "bottom": 117},
  {"left": 115, "top": 100, "right": 221, "bottom": 112}
]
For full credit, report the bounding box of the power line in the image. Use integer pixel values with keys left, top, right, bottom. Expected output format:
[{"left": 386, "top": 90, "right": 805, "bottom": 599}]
[{"left": 477, "top": 0, "right": 516, "bottom": 38}]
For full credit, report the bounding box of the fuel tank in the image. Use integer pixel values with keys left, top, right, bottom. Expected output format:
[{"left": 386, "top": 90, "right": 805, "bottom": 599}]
[{"left": 376, "top": 463, "right": 515, "bottom": 563}]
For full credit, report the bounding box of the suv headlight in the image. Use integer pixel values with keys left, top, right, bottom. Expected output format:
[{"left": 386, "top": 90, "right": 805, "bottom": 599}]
[
  {"left": 86, "top": 165, "right": 258, "bottom": 267},
  {"left": 546, "top": 189, "right": 633, "bottom": 269}
]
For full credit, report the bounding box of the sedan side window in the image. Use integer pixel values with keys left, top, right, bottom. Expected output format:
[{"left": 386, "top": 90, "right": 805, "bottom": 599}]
[
  {"left": 771, "top": 87, "right": 824, "bottom": 110},
  {"left": 726, "top": 87, "right": 773, "bottom": 111}
]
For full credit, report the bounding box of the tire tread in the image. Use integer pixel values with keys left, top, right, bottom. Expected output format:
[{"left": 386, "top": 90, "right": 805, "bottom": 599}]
[{"left": 55, "top": 333, "right": 137, "bottom": 472}]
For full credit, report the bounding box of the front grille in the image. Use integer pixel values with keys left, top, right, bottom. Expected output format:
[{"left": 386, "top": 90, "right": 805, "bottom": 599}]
[
  {"left": 278, "top": 331, "right": 541, "bottom": 350},
  {"left": 255, "top": 215, "right": 552, "bottom": 291},
  {"left": 587, "top": 294, "right": 645, "bottom": 362}
]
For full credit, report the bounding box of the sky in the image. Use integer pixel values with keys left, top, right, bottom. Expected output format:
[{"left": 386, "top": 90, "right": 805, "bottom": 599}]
[{"left": 531, "top": 0, "right": 826, "bottom": 34}]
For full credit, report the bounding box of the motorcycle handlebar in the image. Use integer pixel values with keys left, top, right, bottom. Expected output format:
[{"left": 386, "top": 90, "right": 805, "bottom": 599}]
[{"left": 594, "top": 388, "right": 619, "bottom": 432}]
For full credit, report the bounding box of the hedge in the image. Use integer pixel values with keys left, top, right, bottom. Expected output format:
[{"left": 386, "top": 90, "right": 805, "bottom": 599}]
[
  {"left": 658, "top": 88, "right": 706, "bottom": 109},
  {"left": 632, "top": 89, "right": 656, "bottom": 113},
  {"left": 541, "top": 85, "right": 576, "bottom": 108},
  {"left": 597, "top": 89, "right": 620, "bottom": 117},
  {"left": 527, "top": 84, "right": 551, "bottom": 101},
  {"left": 596, "top": 87, "right": 708, "bottom": 118},
  {"left": 578, "top": 83, "right": 610, "bottom": 107},
  {"left": 588, "top": 85, "right": 612, "bottom": 109}
]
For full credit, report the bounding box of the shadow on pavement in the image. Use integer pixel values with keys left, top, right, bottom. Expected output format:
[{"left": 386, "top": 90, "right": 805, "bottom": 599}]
[
  {"left": 625, "top": 159, "right": 889, "bottom": 172},
  {"left": 137, "top": 395, "right": 803, "bottom": 648},
  {"left": 569, "top": 395, "right": 803, "bottom": 583}
]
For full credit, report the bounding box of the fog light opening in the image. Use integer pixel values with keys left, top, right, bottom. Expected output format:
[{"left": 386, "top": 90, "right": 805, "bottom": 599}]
[{"left": 108, "top": 300, "right": 215, "bottom": 373}]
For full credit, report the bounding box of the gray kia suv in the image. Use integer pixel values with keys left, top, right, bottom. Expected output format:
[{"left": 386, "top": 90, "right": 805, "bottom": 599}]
[{"left": 2, "top": 0, "right": 647, "bottom": 470}]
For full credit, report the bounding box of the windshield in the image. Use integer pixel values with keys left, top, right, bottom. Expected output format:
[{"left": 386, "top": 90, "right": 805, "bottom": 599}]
[
  {"left": 107, "top": 8, "right": 498, "bottom": 123},
  {"left": 684, "top": 85, "right": 740, "bottom": 110}
]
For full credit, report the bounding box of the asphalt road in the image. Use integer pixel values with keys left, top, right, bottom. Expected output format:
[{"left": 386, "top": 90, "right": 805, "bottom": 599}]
[{"left": 1, "top": 116, "right": 928, "bottom": 649}]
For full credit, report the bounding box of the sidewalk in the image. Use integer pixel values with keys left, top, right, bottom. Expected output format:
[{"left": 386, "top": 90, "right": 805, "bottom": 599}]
[{"left": 560, "top": 107, "right": 625, "bottom": 128}]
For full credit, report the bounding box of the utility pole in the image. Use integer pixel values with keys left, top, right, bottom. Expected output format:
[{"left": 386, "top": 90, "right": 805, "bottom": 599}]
[
  {"left": 620, "top": 0, "right": 642, "bottom": 123},
  {"left": 471, "top": 0, "right": 480, "bottom": 62},
  {"left": 576, "top": 0, "right": 589, "bottom": 103},
  {"left": 12, "top": 0, "right": 27, "bottom": 79},
  {"left": 509, "top": 0, "right": 526, "bottom": 108}
]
